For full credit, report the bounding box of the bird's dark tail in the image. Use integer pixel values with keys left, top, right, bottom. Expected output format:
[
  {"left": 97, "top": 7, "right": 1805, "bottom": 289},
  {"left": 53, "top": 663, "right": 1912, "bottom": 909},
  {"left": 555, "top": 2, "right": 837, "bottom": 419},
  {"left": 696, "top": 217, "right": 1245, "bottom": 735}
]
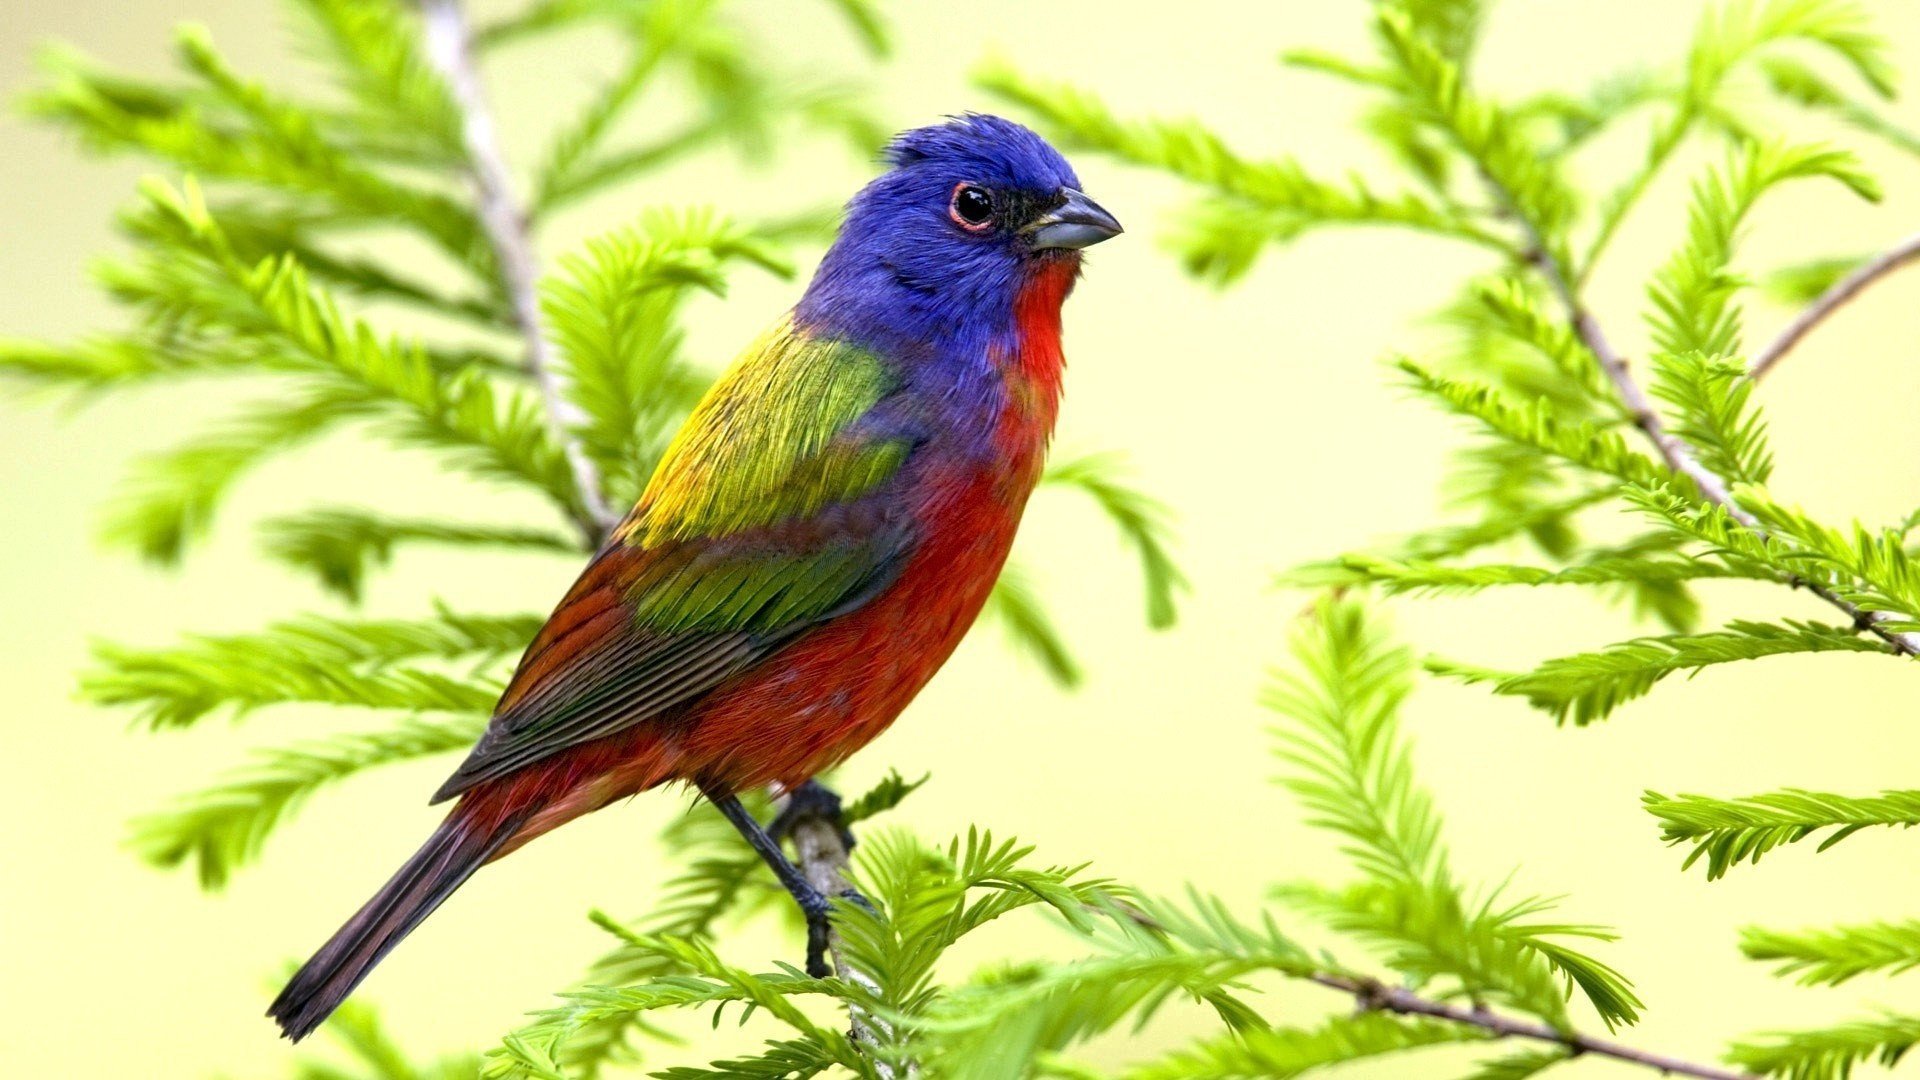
[{"left": 268, "top": 804, "right": 528, "bottom": 1042}]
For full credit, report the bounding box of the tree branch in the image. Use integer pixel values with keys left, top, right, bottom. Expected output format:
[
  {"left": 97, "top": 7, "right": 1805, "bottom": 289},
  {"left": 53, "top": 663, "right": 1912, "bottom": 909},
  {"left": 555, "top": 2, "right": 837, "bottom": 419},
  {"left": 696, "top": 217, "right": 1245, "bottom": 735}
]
[
  {"left": 419, "top": 0, "right": 618, "bottom": 543},
  {"left": 1311, "top": 973, "right": 1757, "bottom": 1080},
  {"left": 1749, "top": 231, "right": 1920, "bottom": 381},
  {"left": 783, "top": 791, "right": 907, "bottom": 1078},
  {"left": 1514, "top": 221, "right": 1920, "bottom": 657},
  {"left": 424, "top": 10, "right": 889, "bottom": 1067}
]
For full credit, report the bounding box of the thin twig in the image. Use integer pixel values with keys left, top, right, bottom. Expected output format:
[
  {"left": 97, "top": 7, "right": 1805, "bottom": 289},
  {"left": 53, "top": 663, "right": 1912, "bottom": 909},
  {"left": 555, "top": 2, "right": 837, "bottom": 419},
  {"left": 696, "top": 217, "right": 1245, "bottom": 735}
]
[
  {"left": 1311, "top": 973, "right": 1758, "bottom": 1080},
  {"left": 419, "top": 0, "right": 618, "bottom": 543},
  {"left": 784, "top": 793, "right": 908, "bottom": 1078},
  {"left": 1525, "top": 244, "right": 1741, "bottom": 510},
  {"left": 1515, "top": 223, "right": 1920, "bottom": 656},
  {"left": 1749, "top": 231, "right": 1920, "bottom": 380},
  {"left": 1097, "top": 896, "right": 1751, "bottom": 1080}
]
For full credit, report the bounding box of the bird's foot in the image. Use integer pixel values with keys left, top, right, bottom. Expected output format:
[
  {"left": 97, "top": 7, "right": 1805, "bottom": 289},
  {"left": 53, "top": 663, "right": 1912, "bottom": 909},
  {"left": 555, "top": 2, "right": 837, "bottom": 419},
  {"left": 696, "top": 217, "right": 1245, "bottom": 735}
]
[
  {"left": 799, "top": 888, "right": 879, "bottom": 978},
  {"left": 799, "top": 888, "right": 834, "bottom": 978},
  {"left": 768, "top": 779, "right": 855, "bottom": 852}
]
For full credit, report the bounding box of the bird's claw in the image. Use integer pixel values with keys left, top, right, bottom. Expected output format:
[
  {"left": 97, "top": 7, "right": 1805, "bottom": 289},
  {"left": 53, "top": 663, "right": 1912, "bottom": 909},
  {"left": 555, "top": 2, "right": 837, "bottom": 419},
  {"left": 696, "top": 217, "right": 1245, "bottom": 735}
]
[
  {"left": 768, "top": 779, "right": 855, "bottom": 851},
  {"left": 804, "top": 915, "right": 832, "bottom": 978},
  {"left": 797, "top": 886, "right": 879, "bottom": 978}
]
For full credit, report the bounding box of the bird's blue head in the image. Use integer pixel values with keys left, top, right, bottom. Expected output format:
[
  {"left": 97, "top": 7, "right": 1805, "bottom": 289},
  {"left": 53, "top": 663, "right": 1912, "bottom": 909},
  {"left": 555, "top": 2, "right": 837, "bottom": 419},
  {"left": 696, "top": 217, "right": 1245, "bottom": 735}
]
[{"left": 798, "top": 114, "right": 1121, "bottom": 357}]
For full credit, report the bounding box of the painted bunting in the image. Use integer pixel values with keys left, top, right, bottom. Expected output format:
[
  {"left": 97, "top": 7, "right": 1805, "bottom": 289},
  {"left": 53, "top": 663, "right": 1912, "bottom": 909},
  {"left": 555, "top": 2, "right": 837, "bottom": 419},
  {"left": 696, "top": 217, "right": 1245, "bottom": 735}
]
[{"left": 269, "top": 114, "right": 1121, "bottom": 1041}]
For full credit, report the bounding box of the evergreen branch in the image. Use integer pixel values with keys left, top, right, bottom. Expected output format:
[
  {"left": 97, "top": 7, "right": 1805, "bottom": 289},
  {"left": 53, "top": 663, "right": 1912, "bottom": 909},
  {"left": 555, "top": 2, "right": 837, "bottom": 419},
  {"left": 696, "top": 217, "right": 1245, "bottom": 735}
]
[
  {"left": 1449, "top": 275, "right": 1611, "bottom": 404},
  {"left": 1519, "top": 169, "right": 1745, "bottom": 512},
  {"left": 1578, "top": 0, "right": 1893, "bottom": 280},
  {"left": 543, "top": 210, "right": 789, "bottom": 505},
  {"left": 1478, "top": 109, "right": 1920, "bottom": 656},
  {"left": 489, "top": 928, "right": 859, "bottom": 1080},
  {"left": 1644, "top": 140, "right": 1877, "bottom": 486},
  {"left": 1733, "top": 488, "right": 1920, "bottom": 632},
  {"left": 784, "top": 798, "right": 901, "bottom": 1075},
  {"left": 1430, "top": 619, "right": 1892, "bottom": 725},
  {"left": 1761, "top": 255, "right": 1873, "bottom": 305},
  {"left": 1041, "top": 454, "right": 1184, "bottom": 628},
  {"left": 1742, "top": 919, "right": 1920, "bottom": 987},
  {"left": 983, "top": 565, "right": 1083, "bottom": 688},
  {"left": 1266, "top": 600, "right": 1436, "bottom": 887},
  {"left": 533, "top": 120, "right": 730, "bottom": 217},
  {"left": 102, "top": 197, "right": 508, "bottom": 357},
  {"left": 1760, "top": 54, "right": 1920, "bottom": 159},
  {"left": 1372, "top": 19, "right": 1771, "bottom": 556},
  {"left": 1458, "top": 1048, "right": 1573, "bottom": 1080},
  {"left": 129, "top": 713, "right": 482, "bottom": 889},
  {"left": 420, "top": 0, "right": 617, "bottom": 541},
  {"left": 1376, "top": 488, "right": 1621, "bottom": 564},
  {"left": 0, "top": 335, "right": 206, "bottom": 392},
  {"left": 529, "top": 0, "right": 719, "bottom": 215},
  {"left": 133, "top": 179, "right": 588, "bottom": 524},
  {"left": 87, "top": 652, "right": 498, "bottom": 727},
  {"left": 101, "top": 387, "right": 373, "bottom": 564},
  {"left": 1127, "top": 1014, "right": 1485, "bottom": 1080},
  {"left": 1270, "top": 599, "right": 1639, "bottom": 1027},
  {"left": 1283, "top": 552, "right": 1750, "bottom": 595},
  {"left": 1398, "top": 362, "right": 1669, "bottom": 488},
  {"left": 1727, "top": 1014, "right": 1920, "bottom": 1080},
  {"left": 839, "top": 771, "right": 928, "bottom": 828},
  {"left": 1645, "top": 788, "right": 1920, "bottom": 879},
  {"left": 301, "top": 997, "right": 483, "bottom": 1080},
  {"left": 165, "top": 197, "right": 507, "bottom": 328},
  {"left": 650, "top": 1040, "right": 842, "bottom": 1080},
  {"left": 82, "top": 610, "right": 530, "bottom": 728},
  {"left": 531, "top": 831, "right": 778, "bottom": 1075},
  {"left": 262, "top": 508, "right": 579, "bottom": 601},
  {"left": 527, "top": 774, "right": 919, "bottom": 1077},
  {"left": 1307, "top": 972, "right": 1756, "bottom": 1080},
  {"left": 933, "top": 885, "right": 1704, "bottom": 1080},
  {"left": 840, "top": 830, "right": 1121, "bottom": 1036},
  {"left": 1372, "top": 9, "right": 1576, "bottom": 250},
  {"left": 922, "top": 896, "right": 1317, "bottom": 1076},
  {"left": 974, "top": 61, "right": 1512, "bottom": 259},
  {"left": 1627, "top": 486, "right": 1920, "bottom": 635},
  {"left": 290, "top": 0, "right": 465, "bottom": 163},
  {"left": 1749, "top": 231, "right": 1920, "bottom": 380},
  {"left": 1650, "top": 139, "right": 1877, "bottom": 367},
  {"left": 39, "top": 28, "right": 483, "bottom": 261}
]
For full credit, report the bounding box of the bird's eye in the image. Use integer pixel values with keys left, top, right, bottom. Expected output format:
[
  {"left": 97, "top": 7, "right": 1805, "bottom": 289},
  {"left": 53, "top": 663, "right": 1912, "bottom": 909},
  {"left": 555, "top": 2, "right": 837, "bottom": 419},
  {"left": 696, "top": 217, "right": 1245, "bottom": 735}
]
[{"left": 949, "top": 184, "right": 996, "bottom": 231}]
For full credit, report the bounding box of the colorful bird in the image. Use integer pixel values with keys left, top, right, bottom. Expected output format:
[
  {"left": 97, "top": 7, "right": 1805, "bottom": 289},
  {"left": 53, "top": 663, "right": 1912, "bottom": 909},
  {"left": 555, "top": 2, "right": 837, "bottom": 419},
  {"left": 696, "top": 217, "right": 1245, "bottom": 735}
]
[{"left": 269, "top": 114, "right": 1121, "bottom": 1041}]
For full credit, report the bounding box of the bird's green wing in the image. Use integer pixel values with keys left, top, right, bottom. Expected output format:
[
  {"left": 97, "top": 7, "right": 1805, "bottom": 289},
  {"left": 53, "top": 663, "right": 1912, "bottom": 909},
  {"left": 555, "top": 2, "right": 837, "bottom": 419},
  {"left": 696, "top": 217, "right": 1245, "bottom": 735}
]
[{"left": 431, "top": 318, "right": 915, "bottom": 802}]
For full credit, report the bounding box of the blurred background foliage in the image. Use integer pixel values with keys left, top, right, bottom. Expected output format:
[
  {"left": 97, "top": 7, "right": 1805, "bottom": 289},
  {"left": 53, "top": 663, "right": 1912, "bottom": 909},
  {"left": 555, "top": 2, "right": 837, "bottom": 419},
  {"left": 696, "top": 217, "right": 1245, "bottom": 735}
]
[{"left": 8, "top": 1, "right": 1920, "bottom": 1078}]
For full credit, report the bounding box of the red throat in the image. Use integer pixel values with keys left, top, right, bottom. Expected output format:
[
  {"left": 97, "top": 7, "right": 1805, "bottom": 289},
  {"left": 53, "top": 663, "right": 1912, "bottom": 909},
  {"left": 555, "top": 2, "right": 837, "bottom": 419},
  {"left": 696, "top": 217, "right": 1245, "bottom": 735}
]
[{"left": 1008, "top": 257, "right": 1077, "bottom": 418}]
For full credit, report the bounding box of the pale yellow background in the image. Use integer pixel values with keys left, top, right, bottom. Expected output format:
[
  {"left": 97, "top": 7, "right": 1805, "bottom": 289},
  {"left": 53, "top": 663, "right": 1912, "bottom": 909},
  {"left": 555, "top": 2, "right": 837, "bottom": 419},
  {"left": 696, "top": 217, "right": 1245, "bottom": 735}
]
[{"left": 6, "top": 2, "right": 1920, "bottom": 1077}]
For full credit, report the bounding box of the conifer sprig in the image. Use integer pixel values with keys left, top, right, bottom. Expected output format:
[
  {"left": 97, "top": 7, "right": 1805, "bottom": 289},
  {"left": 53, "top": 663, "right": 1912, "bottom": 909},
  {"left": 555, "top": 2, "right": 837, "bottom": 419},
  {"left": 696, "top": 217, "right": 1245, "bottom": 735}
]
[
  {"left": 10, "top": 2, "right": 1198, "bottom": 1076},
  {"left": 21, "top": 0, "right": 1920, "bottom": 1076},
  {"left": 985, "top": 2, "right": 1920, "bottom": 1077}
]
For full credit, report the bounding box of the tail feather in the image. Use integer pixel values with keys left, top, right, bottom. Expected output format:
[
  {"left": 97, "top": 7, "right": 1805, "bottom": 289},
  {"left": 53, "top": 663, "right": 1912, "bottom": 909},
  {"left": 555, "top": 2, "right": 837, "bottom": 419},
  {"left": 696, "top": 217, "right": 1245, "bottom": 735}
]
[{"left": 268, "top": 806, "right": 527, "bottom": 1042}]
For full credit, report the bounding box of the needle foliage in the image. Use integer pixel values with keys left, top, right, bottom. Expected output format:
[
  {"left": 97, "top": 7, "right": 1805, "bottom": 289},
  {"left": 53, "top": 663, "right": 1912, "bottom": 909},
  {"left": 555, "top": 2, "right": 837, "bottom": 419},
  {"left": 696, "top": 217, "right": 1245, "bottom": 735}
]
[
  {"left": 984, "top": 0, "right": 1920, "bottom": 1076},
  {"left": 21, "top": 0, "right": 1920, "bottom": 1077},
  {"left": 10, "top": 1, "right": 1185, "bottom": 1076}
]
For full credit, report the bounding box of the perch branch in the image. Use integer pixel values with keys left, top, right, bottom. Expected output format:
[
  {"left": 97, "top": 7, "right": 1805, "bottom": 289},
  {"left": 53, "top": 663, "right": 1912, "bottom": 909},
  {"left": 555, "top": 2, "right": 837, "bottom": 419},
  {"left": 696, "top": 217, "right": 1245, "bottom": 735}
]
[
  {"left": 783, "top": 791, "right": 907, "bottom": 1078},
  {"left": 1749, "top": 231, "right": 1920, "bottom": 381},
  {"left": 1311, "top": 973, "right": 1757, "bottom": 1080},
  {"left": 419, "top": 0, "right": 618, "bottom": 543}
]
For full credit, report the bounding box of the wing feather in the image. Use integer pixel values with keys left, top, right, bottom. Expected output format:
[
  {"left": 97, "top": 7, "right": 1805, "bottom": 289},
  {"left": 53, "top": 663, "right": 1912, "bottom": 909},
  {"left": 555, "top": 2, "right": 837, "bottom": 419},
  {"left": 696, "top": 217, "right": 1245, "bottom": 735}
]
[{"left": 430, "top": 320, "right": 915, "bottom": 803}]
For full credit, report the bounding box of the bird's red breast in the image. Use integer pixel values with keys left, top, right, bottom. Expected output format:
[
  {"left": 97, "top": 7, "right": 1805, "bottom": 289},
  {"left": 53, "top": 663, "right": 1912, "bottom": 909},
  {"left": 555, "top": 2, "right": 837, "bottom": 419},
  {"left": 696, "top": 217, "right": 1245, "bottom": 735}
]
[{"left": 484, "top": 261, "right": 1079, "bottom": 850}]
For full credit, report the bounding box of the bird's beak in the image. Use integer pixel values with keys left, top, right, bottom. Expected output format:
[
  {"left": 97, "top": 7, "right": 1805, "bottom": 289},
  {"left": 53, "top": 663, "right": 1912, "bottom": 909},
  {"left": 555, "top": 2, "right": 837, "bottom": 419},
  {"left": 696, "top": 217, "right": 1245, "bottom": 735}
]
[{"left": 1025, "top": 188, "right": 1123, "bottom": 250}]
